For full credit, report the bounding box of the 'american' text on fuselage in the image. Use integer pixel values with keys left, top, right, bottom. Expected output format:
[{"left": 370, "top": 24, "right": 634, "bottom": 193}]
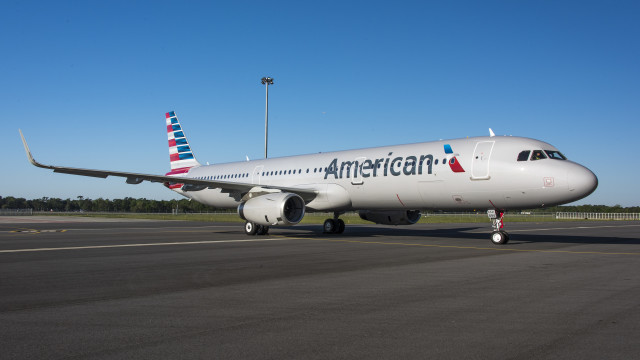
[{"left": 324, "top": 152, "right": 436, "bottom": 180}]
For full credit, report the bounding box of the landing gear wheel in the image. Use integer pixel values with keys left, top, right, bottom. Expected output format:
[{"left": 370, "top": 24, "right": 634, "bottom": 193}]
[
  {"left": 323, "top": 219, "right": 336, "bottom": 234},
  {"left": 336, "top": 219, "right": 345, "bottom": 234},
  {"left": 256, "top": 225, "right": 269, "bottom": 235},
  {"left": 490, "top": 230, "right": 509, "bottom": 245},
  {"left": 244, "top": 221, "right": 257, "bottom": 235}
]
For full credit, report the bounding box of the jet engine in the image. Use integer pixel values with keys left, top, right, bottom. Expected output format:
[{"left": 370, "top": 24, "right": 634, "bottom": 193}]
[
  {"left": 238, "top": 192, "right": 305, "bottom": 226},
  {"left": 358, "top": 210, "right": 421, "bottom": 225}
]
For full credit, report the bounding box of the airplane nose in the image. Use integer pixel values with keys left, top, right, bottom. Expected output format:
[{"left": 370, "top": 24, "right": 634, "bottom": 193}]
[{"left": 568, "top": 164, "right": 598, "bottom": 199}]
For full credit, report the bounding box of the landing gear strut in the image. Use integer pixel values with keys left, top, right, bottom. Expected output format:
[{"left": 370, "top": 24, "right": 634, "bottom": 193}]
[
  {"left": 487, "top": 209, "right": 509, "bottom": 245},
  {"left": 323, "top": 212, "right": 345, "bottom": 234},
  {"left": 244, "top": 221, "right": 269, "bottom": 236}
]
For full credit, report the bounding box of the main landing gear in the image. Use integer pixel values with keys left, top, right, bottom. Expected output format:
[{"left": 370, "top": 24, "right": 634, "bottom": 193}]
[
  {"left": 244, "top": 221, "right": 269, "bottom": 236},
  {"left": 323, "top": 212, "right": 345, "bottom": 234},
  {"left": 487, "top": 209, "right": 509, "bottom": 244}
]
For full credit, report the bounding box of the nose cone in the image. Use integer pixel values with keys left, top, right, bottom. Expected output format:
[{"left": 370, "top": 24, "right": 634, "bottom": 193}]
[{"left": 567, "top": 163, "right": 598, "bottom": 201}]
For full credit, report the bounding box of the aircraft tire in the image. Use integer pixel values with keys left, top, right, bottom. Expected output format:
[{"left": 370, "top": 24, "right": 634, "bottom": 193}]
[
  {"left": 323, "top": 219, "right": 336, "bottom": 233},
  {"left": 336, "top": 219, "right": 345, "bottom": 234},
  {"left": 244, "top": 221, "right": 258, "bottom": 236},
  {"left": 490, "top": 230, "right": 509, "bottom": 245},
  {"left": 257, "top": 225, "right": 269, "bottom": 235}
]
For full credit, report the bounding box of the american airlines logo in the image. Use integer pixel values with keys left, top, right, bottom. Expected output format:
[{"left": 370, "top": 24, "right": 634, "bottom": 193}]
[{"left": 324, "top": 144, "right": 465, "bottom": 180}]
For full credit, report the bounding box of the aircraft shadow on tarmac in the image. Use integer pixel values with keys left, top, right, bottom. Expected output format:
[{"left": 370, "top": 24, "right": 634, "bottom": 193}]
[{"left": 281, "top": 224, "right": 640, "bottom": 246}]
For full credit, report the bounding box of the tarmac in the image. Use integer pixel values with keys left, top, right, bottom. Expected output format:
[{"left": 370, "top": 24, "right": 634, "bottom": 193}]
[{"left": 1, "top": 216, "right": 639, "bottom": 359}]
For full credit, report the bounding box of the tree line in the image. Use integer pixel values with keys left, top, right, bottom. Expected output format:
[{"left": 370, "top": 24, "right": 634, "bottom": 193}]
[
  {"left": 527, "top": 204, "right": 640, "bottom": 213},
  {"left": 0, "top": 196, "right": 221, "bottom": 213}
]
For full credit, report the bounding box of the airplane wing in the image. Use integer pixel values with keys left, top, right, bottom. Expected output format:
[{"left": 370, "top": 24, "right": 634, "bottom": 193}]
[{"left": 19, "top": 130, "right": 318, "bottom": 202}]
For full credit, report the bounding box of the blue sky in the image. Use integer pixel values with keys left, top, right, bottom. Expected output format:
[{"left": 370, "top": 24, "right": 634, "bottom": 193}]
[{"left": 3, "top": 1, "right": 639, "bottom": 206}]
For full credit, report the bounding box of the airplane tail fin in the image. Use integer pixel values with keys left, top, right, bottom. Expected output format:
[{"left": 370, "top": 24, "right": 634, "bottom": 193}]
[{"left": 166, "top": 111, "right": 200, "bottom": 170}]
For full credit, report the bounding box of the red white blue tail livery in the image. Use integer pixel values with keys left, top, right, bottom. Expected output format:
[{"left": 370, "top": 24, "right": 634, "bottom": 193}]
[{"left": 166, "top": 111, "right": 199, "bottom": 170}]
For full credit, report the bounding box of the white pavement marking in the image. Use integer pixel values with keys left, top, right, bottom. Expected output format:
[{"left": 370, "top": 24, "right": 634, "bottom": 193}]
[
  {"left": 0, "top": 225, "right": 241, "bottom": 234},
  {"left": 0, "top": 238, "right": 293, "bottom": 254}
]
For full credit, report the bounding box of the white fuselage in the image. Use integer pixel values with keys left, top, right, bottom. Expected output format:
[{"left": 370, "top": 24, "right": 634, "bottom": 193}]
[{"left": 171, "top": 136, "right": 597, "bottom": 212}]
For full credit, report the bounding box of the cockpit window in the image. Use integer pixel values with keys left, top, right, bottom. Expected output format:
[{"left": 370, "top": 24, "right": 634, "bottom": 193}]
[
  {"left": 530, "top": 150, "right": 547, "bottom": 161},
  {"left": 517, "top": 150, "right": 530, "bottom": 161},
  {"left": 545, "top": 150, "right": 567, "bottom": 160}
]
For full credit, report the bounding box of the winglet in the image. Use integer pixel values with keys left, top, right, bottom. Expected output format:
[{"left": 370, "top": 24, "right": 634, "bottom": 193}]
[
  {"left": 19, "top": 130, "right": 51, "bottom": 169},
  {"left": 19, "top": 129, "right": 37, "bottom": 165},
  {"left": 489, "top": 128, "right": 495, "bottom": 137}
]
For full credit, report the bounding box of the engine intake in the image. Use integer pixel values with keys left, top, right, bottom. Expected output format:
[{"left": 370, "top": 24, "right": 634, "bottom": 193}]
[
  {"left": 358, "top": 210, "right": 421, "bottom": 225},
  {"left": 238, "top": 192, "right": 305, "bottom": 226}
]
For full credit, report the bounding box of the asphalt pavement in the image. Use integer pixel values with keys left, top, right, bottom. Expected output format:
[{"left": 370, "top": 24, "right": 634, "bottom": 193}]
[{"left": 1, "top": 217, "right": 639, "bottom": 359}]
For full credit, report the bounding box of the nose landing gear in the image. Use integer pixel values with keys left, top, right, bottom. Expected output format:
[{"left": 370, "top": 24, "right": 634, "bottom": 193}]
[{"left": 488, "top": 209, "right": 509, "bottom": 244}]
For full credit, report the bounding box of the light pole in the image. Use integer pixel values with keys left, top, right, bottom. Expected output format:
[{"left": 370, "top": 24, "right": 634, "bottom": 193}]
[{"left": 261, "top": 76, "right": 274, "bottom": 158}]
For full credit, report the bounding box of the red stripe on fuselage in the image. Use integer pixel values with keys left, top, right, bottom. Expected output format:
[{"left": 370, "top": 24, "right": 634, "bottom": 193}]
[
  {"left": 165, "top": 167, "right": 191, "bottom": 176},
  {"left": 164, "top": 167, "right": 191, "bottom": 190}
]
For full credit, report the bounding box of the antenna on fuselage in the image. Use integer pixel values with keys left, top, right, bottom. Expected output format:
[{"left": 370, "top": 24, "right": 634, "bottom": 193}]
[{"left": 489, "top": 128, "right": 496, "bottom": 137}]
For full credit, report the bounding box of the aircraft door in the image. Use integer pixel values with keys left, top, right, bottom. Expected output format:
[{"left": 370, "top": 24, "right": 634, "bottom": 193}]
[
  {"left": 351, "top": 157, "right": 366, "bottom": 185},
  {"left": 471, "top": 141, "right": 494, "bottom": 180},
  {"left": 252, "top": 165, "right": 264, "bottom": 185}
]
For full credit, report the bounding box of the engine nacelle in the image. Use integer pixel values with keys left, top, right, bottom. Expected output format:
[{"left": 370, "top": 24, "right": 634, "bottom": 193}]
[
  {"left": 238, "top": 192, "right": 305, "bottom": 226},
  {"left": 358, "top": 210, "right": 421, "bottom": 225}
]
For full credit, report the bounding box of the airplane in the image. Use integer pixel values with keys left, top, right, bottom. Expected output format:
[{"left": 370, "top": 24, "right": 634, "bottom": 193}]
[{"left": 19, "top": 111, "right": 598, "bottom": 244}]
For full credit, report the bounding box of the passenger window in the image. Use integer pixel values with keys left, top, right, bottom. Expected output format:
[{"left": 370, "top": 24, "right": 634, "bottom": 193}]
[
  {"left": 517, "top": 151, "right": 530, "bottom": 161},
  {"left": 530, "top": 150, "right": 547, "bottom": 161}
]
